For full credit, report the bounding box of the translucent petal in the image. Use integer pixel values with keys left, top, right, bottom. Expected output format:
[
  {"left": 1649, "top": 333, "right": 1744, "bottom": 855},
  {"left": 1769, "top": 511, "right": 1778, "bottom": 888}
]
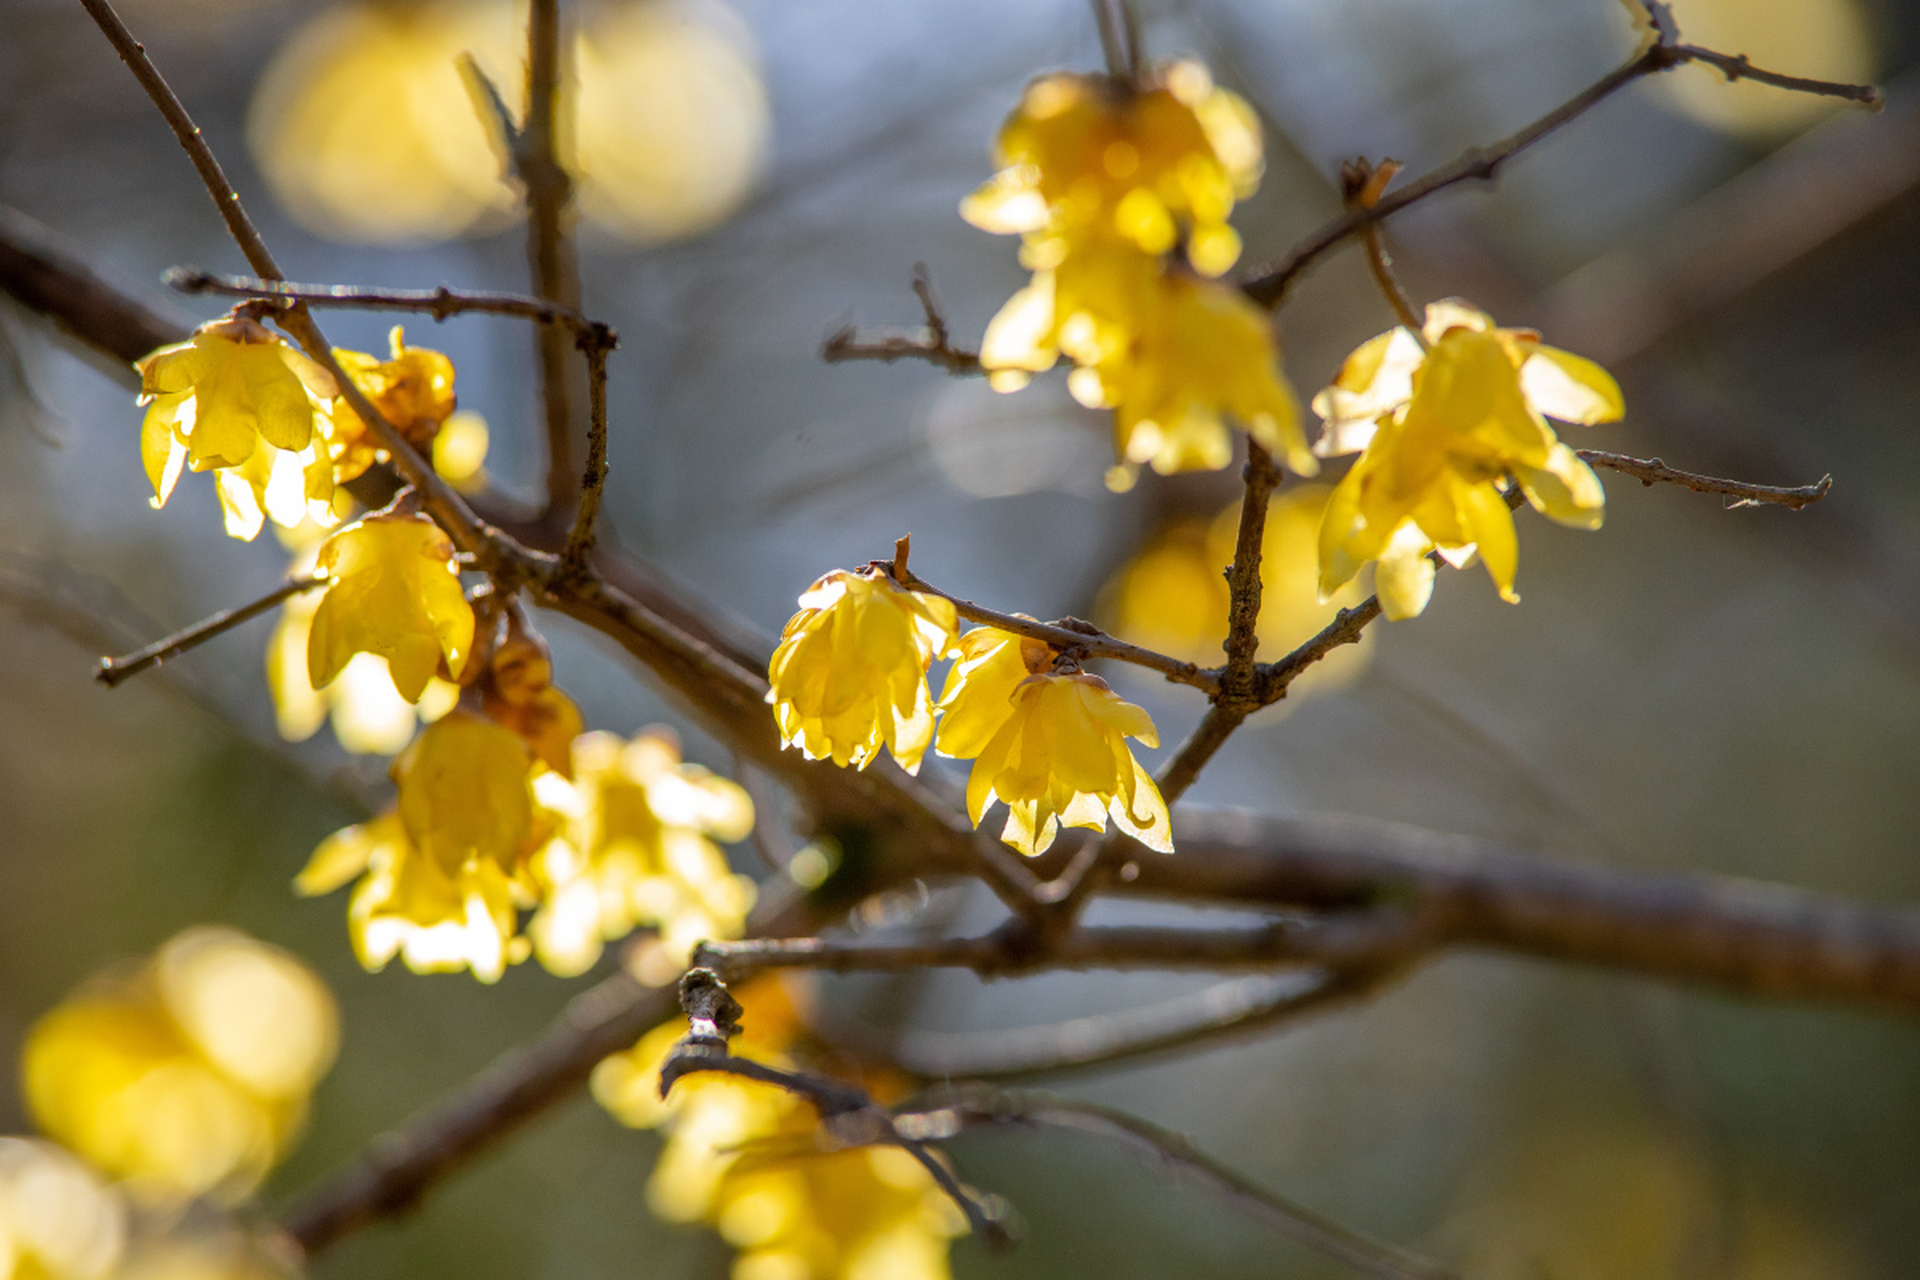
[
  {"left": 1515, "top": 443, "right": 1606, "bottom": 530},
  {"left": 1375, "top": 524, "right": 1437, "bottom": 620},
  {"left": 1519, "top": 345, "right": 1626, "bottom": 425}
]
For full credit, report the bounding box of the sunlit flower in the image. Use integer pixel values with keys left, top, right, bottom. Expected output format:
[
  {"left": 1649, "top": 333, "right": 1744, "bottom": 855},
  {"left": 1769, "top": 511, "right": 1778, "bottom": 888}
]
[
  {"left": 527, "top": 729, "right": 756, "bottom": 981},
  {"left": 1315, "top": 300, "right": 1623, "bottom": 620},
  {"left": 266, "top": 533, "right": 459, "bottom": 755},
  {"left": 593, "top": 981, "right": 963, "bottom": 1280},
  {"left": 136, "top": 313, "right": 338, "bottom": 540},
  {"left": 326, "top": 327, "right": 458, "bottom": 483},
  {"left": 306, "top": 511, "right": 475, "bottom": 702},
  {"left": 296, "top": 711, "right": 540, "bottom": 982},
  {"left": 1086, "top": 272, "right": 1313, "bottom": 489},
  {"left": 767, "top": 568, "right": 958, "bottom": 774},
  {"left": 21, "top": 930, "right": 338, "bottom": 1205},
  {"left": 962, "top": 59, "right": 1262, "bottom": 276},
  {"left": 934, "top": 628, "right": 1171, "bottom": 856},
  {"left": 0, "top": 1139, "right": 126, "bottom": 1280},
  {"left": 1095, "top": 485, "right": 1374, "bottom": 694}
]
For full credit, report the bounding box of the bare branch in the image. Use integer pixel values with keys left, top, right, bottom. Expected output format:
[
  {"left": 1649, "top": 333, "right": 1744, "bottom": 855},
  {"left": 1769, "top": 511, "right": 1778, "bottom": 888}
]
[
  {"left": 915, "top": 1085, "right": 1456, "bottom": 1280},
  {"left": 0, "top": 204, "right": 189, "bottom": 373},
  {"left": 164, "top": 269, "right": 617, "bottom": 354},
  {"left": 822, "top": 267, "right": 983, "bottom": 374},
  {"left": 891, "top": 547, "right": 1217, "bottom": 694},
  {"left": 1579, "top": 449, "right": 1833, "bottom": 510},
  {"left": 517, "top": 0, "right": 586, "bottom": 516},
  {"left": 1130, "top": 809, "right": 1920, "bottom": 1012},
  {"left": 94, "top": 572, "right": 326, "bottom": 689},
  {"left": 76, "top": 0, "right": 282, "bottom": 282},
  {"left": 561, "top": 340, "right": 612, "bottom": 576},
  {"left": 1242, "top": 12, "right": 1883, "bottom": 309}
]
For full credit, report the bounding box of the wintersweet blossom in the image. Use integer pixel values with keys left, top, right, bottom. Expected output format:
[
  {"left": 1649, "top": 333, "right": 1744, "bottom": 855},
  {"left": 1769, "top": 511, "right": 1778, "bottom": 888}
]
[
  {"left": 306, "top": 511, "right": 475, "bottom": 702},
  {"left": 767, "top": 567, "right": 957, "bottom": 774},
  {"left": 21, "top": 929, "right": 337, "bottom": 1204},
  {"left": 961, "top": 60, "right": 1262, "bottom": 277},
  {"left": 0, "top": 1139, "right": 126, "bottom": 1280},
  {"left": 136, "top": 312, "right": 339, "bottom": 539},
  {"left": 1314, "top": 300, "right": 1624, "bottom": 620},
  {"left": 327, "top": 326, "right": 458, "bottom": 483},
  {"left": 593, "top": 981, "right": 964, "bottom": 1280},
  {"left": 527, "top": 729, "right": 757, "bottom": 981},
  {"left": 935, "top": 627, "right": 1172, "bottom": 855}
]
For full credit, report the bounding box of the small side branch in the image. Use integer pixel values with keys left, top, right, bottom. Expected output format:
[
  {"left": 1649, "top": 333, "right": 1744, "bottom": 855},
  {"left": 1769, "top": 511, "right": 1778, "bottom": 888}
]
[
  {"left": 659, "top": 970, "right": 1017, "bottom": 1249},
  {"left": 1580, "top": 449, "right": 1833, "bottom": 509},
  {"left": 822, "top": 265, "right": 984, "bottom": 375},
  {"left": 561, "top": 341, "right": 612, "bottom": 576},
  {"left": 165, "top": 270, "right": 617, "bottom": 354},
  {"left": 1243, "top": 6, "right": 1883, "bottom": 308},
  {"left": 890, "top": 544, "right": 1217, "bottom": 694},
  {"left": 94, "top": 573, "right": 327, "bottom": 689},
  {"left": 913, "top": 1085, "right": 1456, "bottom": 1280}
]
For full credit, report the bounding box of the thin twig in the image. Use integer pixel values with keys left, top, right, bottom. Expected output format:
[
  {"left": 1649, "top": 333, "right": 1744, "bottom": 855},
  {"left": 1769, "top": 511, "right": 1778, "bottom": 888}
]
[
  {"left": 914, "top": 1085, "right": 1456, "bottom": 1280},
  {"left": 1242, "top": 9, "right": 1883, "bottom": 309},
  {"left": 891, "top": 548, "right": 1216, "bottom": 694},
  {"left": 164, "top": 270, "right": 617, "bottom": 353},
  {"left": 822, "top": 267, "right": 983, "bottom": 374},
  {"left": 94, "top": 572, "right": 326, "bottom": 688},
  {"left": 695, "top": 910, "right": 1426, "bottom": 979},
  {"left": 518, "top": 0, "right": 585, "bottom": 516},
  {"left": 76, "top": 0, "right": 282, "bottom": 282},
  {"left": 1579, "top": 449, "right": 1832, "bottom": 510},
  {"left": 659, "top": 970, "right": 1018, "bottom": 1249}
]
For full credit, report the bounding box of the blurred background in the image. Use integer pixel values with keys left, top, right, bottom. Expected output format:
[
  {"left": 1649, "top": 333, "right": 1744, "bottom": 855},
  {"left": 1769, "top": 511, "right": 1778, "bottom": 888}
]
[{"left": 1, "top": 0, "right": 1918, "bottom": 1275}]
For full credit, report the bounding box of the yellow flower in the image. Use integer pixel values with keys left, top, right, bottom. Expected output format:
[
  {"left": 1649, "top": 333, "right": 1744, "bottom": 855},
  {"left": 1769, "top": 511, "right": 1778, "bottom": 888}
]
[
  {"left": 0, "top": 1139, "right": 126, "bottom": 1280},
  {"left": 266, "top": 537, "right": 459, "bottom": 754},
  {"left": 21, "top": 929, "right": 338, "bottom": 1204},
  {"left": 1314, "top": 300, "right": 1623, "bottom": 620},
  {"left": 1090, "top": 272, "right": 1313, "bottom": 489},
  {"left": 593, "top": 981, "right": 963, "bottom": 1280},
  {"left": 767, "top": 568, "right": 957, "bottom": 774},
  {"left": 136, "top": 313, "right": 339, "bottom": 540},
  {"left": 297, "top": 711, "right": 541, "bottom": 982},
  {"left": 327, "top": 326, "right": 458, "bottom": 484},
  {"left": 1095, "top": 486, "right": 1374, "bottom": 694},
  {"left": 306, "top": 511, "right": 475, "bottom": 702},
  {"left": 298, "top": 811, "right": 530, "bottom": 983},
  {"left": 527, "top": 729, "right": 757, "bottom": 980},
  {"left": 934, "top": 629, "right": 1172, "bottom": 856},
  {"left": 962, "top": 59, "right": 1262, "bottom": 276}
]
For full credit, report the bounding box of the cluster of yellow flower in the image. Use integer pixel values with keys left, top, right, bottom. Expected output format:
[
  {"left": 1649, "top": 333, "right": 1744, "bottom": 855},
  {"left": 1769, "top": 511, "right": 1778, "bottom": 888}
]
[
  {"left": 965, "top": 66, "right": 1626, "bottom": 623},
  {"left": 3, "top": 928, "right": 337, "bottom": 1280},
  {"left": 768, "top": 567, "right": 1170, "bottom": 856},
  {"left": 594, "top": 979, "right": 965, "bottom": 1280},
  {"left": 295, "top": 611, "right": 758, "bottom": 985},
  {"left": 964, "top": 61, "right": 1314, "bottom": 491},
  {"left": 137, "top": 317, "right": 464, "bottom": 542}
]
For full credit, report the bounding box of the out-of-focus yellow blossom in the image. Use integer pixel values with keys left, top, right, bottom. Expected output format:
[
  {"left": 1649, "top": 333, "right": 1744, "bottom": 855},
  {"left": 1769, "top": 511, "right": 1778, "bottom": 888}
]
[
  {"left": 267, "top": 531, "right": 459, "bottom": 755},
  {"left": 0, "top": 1138, "right": 126, "bottom": 1280},
  {"left": 250, "top": 0, "right": 767, "bottom": 247},
  {"left": 573, "top": 2, "right": 770, "bottom": 244},
  {"left": 112, "top": 1227, "right": 297, "bottom": 1280},
  {"left": 326, "top": 327, "right": 458, "bottom": 484},
  {"left": 21, "top": 930, "right": 338, "bottom": 1205},
  {"left": 432, "top": 411, "right": 491, "bottom": 494},
  {"left": 976, "top": 233, "right": 1157, "bottom": 394},
  {"left": 593, "top": 981, "right": 964, "bottom": 1280},
  {"left": 136, "top": 314, "right": 339, "bottom": 540},
  {"left": 962, "top": 60, "right": 1262, "bottom": 277},
  {"left": 528, "top": 729, "right": 756, "bottom": 981},
  {"left": 1095, "top": 486, "right": 1373, "bottom": 694},
  {"left": 307, "top": 512, "right": 474, "bottom": 702},
  {"left": 1314, "top": 300, "right": 1623, "bottom": 620},
  {"left": 1086, "top": 273, "right": 1312, "bottom": 490},
  {"left": 934, "top": 628, "right": 1172, "bottom": 856},
  {"left": 768, "top": 568, "right": 958, "bottom": 774}
]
